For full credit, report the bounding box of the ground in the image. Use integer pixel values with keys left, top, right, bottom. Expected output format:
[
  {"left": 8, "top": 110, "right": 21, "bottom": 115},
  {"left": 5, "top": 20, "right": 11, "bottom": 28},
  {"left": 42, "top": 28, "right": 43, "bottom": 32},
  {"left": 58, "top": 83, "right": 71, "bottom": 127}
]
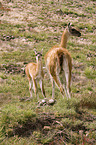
[{"left": 0, "top": 0, "right": 96, "bottom": 144}]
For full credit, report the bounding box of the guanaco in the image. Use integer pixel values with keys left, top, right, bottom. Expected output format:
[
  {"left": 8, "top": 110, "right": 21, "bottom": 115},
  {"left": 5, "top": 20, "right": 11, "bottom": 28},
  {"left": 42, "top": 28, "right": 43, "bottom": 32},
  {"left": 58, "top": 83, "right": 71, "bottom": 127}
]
[
  {"left": 25, "top": 49, "right": 46, "bottom": 99},
  {"left": 45, "top": 23, "right": 81, "bottom": 99}
]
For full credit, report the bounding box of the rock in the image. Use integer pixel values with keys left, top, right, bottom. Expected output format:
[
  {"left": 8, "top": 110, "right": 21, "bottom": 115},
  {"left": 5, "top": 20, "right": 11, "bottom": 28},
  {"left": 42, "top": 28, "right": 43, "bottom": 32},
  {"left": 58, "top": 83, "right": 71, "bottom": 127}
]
[
  {"left": 38, "top": 99, "right": 47, "bottom": 106},
  {"left": 41, "top": 99, "right": 46, "bottom": 103},
  {"left": 48, "top": 99, "right": 56, "bottom": 105},
  {"left": 37, "top": 99, "right": 55, "bottom": 107},
  {"left": 43, "top": 126, "right": 51, "bottom": 131},
  {"left": 56, "top": 9, "right": 64, "bottom": 15}
]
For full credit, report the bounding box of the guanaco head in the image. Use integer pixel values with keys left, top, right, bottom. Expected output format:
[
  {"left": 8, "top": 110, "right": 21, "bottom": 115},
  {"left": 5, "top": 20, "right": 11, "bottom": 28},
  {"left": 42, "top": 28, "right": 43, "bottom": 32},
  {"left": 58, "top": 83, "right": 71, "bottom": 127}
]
[
  {"left": 34, "top": 48, "right": 43, "bottom": 61},
  {"left": 68, "top": 23, "right": 81, "bottom": 37}
]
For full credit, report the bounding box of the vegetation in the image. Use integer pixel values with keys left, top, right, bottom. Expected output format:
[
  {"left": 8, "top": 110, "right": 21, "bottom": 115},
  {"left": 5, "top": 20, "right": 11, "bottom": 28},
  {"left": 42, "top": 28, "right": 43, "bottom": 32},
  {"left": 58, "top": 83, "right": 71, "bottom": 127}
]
[{"left": 0, "top": 0, "right": 96, "bottom": 144}]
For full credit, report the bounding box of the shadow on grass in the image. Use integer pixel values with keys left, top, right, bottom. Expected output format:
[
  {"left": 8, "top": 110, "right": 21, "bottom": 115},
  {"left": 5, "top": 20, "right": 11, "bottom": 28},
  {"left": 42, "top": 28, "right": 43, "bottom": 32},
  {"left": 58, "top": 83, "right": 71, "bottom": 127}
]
[
  {"left": 7, "top": 110, "right": 95, "bottom": 144},
  {"left": 13, "top": 114, "right": 54, "bottom": 137}
]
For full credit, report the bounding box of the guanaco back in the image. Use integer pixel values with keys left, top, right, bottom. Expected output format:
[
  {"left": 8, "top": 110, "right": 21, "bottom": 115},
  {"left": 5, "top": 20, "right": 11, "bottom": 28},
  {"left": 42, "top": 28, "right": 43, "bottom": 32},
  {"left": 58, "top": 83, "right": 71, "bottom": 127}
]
[
  {"left": 45, "top": 23, "right": 81, "bottom": 99},
  {"left": 25, "top": 49, "right": 46, "bottom": 99}
]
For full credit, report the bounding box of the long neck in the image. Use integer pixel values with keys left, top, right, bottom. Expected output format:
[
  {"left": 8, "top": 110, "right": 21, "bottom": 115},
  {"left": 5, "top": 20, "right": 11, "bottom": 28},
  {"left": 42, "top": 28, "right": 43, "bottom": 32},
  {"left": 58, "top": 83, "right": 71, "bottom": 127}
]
[
  {"left": 60, "top": 28, "right": 70, "bottom": 48},
  {"left": 36, "top": 59, "right": 42, "bottom": 73}
]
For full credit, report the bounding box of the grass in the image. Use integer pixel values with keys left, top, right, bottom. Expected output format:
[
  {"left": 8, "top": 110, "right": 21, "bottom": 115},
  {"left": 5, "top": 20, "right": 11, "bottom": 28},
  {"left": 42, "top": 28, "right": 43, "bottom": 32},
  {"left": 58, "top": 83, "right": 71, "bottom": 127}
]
[
  {"left": 0, "top": 0, "right": 96, "bottom": 144},
  {"left": 0, "top": 97, "right": 96, "bottom": 144},
  {"left": 84, "top": 67, "right": 96, "bottom": 79}
]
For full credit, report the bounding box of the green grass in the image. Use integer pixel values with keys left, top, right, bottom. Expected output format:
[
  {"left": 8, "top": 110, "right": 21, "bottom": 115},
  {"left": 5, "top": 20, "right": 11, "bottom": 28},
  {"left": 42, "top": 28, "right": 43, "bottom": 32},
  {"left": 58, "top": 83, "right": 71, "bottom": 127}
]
[
  {"left": 0, "top": 0, "right": 96, "bottom": 144},
  {"left": 0, "top": 97, "right": 96, "bottom": 144},
  {"left": 84, "top": 67, "right": 96, "bottom": 79}
]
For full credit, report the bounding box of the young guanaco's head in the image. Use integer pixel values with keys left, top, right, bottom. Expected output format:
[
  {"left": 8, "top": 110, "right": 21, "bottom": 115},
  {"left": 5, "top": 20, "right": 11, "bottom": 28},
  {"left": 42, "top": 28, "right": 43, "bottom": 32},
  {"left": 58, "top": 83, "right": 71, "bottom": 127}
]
[
  {"left": 34, "top": 48, "right": 43, "bottom": 61},
  {"left": 67, "top": 23, "right": 81, "bottom": 37}
]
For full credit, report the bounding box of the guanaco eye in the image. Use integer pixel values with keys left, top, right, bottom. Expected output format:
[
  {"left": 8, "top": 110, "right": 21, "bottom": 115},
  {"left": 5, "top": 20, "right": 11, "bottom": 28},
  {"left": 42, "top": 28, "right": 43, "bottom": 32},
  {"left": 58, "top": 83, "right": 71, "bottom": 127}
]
[
  {"left": 36, "top": 53, "right": 42, "bottom": 56},
  {"left": 71, "top": 29, "right": 75, "bottom": 32},
  {"left": 40, "top": 53, "right": 42, "bottom": 56}
]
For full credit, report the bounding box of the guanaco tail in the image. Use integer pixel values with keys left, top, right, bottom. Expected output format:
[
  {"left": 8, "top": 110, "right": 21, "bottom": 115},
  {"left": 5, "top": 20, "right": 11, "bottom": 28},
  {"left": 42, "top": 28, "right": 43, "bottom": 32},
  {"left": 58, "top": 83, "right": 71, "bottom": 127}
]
[
  {"left": 25, "top": 48, "right": 46, "bottom": 99},
  {"left": 45, "top": 23, "right": 81, "bottom": 99}
]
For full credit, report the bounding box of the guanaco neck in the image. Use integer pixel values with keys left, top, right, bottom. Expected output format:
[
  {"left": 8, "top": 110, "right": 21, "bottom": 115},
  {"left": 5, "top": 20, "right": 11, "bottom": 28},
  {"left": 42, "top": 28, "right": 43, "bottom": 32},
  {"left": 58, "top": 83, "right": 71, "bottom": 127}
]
[
  {"left": 60, "top": 28, "right": 70, "bottom": 48},
  {"left": 36, "top": 59, "right": 43, "bottom": 74}
]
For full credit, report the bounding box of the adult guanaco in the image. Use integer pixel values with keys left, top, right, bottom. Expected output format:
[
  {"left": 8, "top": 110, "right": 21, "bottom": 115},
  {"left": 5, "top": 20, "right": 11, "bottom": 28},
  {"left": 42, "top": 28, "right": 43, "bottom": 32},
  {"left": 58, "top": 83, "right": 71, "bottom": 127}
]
[
  {"left": 45, "top": 23, "right": 81, "bottom": 99},
  {"left": 25, "top": 49, "right": 46, "bottom": 99}
]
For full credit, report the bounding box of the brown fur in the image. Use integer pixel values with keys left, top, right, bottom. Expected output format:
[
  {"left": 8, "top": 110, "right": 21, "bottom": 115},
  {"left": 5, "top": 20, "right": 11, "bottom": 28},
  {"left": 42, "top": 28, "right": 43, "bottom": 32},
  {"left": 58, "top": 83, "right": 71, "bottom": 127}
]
[
  {"left": 25, "top": 50, "right": 46, "bottom": 98},
  {"left": 45, "top": 47, "right": 72, "bottom": 94},
  {"left": 45, "top": 23, "right": 81, "bottom": 98}
]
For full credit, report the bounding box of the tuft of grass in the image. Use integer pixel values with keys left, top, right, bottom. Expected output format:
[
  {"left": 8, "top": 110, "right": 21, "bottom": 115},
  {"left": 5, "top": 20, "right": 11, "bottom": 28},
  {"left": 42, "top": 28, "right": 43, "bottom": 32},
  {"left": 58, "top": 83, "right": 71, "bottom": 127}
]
[
  {"left": 81, "top": 94, "right": 96, "bottom": 109},
  {"left": 0, "top": 102, "right": 37, "bottom": 138},
  {"left": 84, "top": 121, "right": 96, "bottom": 130},
  {"left": 84, "top": 67, "right": 96, "bottom": 79},
  {"left": 61, "top": 118, "right": 83, "bottom": 130},
  {"left": 51, "top": 98, "right": 80, "bottom": 117}
]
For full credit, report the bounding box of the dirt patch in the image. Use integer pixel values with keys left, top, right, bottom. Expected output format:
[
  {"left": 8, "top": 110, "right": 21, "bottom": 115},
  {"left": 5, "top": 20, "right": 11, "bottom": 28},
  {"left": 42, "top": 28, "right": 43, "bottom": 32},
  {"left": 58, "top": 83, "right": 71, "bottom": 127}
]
[
  {"left": 13, "top": 113, "right": 55, "bottom": 137},
  {"left": 1, "top": 35, "right": 15, "bottom": 41},
  {"left": 0, "top": 2, "right": 11, "bottom": 11},
  {"left": 0, "top": 63, "right": 25, "bottom": 75}
]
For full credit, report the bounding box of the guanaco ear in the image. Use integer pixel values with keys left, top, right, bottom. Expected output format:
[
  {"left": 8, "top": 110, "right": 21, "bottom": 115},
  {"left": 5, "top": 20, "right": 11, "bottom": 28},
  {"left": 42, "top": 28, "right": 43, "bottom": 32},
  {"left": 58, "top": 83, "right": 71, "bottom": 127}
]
[
  {"left": 68, "top": 23, "right": 70, "bottom": 27},
  {"left": 41, "top": 48, "right": 43, "bottom": 54},
  {"left": 34, "top": 48, "right": 37, "bottom": 55},
  {"left": 68, "top": 23, "right": 72, "bottom": 29}
]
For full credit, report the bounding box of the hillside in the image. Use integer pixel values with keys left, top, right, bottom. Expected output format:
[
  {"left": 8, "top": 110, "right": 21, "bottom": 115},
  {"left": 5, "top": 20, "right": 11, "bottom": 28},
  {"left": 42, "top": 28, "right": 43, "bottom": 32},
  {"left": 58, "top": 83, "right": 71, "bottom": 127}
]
[{"left": 0, "top": 0, "right": 96, "bottom": 144}]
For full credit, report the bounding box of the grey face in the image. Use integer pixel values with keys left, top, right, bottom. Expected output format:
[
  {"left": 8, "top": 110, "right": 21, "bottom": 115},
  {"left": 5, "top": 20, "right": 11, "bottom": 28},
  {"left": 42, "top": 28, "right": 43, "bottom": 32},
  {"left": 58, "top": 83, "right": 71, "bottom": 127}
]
[
  {"left": 69, "top": 28, "right": 81, "bottom": 37},
  {"left": 68, "top": 23, "right": 81, "bottom": 37},
  {"left": 35, "top": 52, "right": 42, "bottom": 59}
]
